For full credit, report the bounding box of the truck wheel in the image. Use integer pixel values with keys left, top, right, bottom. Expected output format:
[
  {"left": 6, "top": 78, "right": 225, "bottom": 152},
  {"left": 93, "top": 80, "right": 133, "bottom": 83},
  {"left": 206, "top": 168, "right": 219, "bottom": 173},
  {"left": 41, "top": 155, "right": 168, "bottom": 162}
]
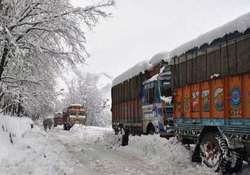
[
  {"left": 199, "top": 132, "right": 243, "bottom": 174},
  {"left": 225, "top": 149, "right": 243, "bottom": 174},
  {"left": 199, "top": 133, "right": 223, "bottom": 171}
]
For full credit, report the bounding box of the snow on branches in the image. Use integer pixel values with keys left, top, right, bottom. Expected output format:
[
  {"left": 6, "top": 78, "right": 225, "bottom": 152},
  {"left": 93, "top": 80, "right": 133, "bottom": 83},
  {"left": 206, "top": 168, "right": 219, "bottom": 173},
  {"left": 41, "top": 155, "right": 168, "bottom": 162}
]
[
  {"left": 61, "top": 72, "right": 111, "bottom": 127},
  {"left": 0, "top": 0, "right": 114, "bottom": 117}
]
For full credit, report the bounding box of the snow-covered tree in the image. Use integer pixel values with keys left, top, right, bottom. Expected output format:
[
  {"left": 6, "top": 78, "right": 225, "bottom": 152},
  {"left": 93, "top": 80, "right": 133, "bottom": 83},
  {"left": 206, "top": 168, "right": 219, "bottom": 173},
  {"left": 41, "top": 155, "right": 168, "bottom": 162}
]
[
  {"left": 0, "top": 0, "right": 114, "bottom": 117},
  {"left": 62, "top": 72, "right": 111, "bottom": 126}
]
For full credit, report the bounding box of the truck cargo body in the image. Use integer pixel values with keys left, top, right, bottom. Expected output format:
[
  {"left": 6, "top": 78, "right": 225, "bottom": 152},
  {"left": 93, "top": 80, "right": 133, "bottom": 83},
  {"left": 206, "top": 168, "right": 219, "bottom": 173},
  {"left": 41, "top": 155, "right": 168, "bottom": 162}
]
[
  {"left": 172, "top": 31, "right": 250, "bottom": 173},
  {"left": 112, "top": 74, "right": 145, "bottom": 135},
  {"left": 174, "top": 73, "right": 250, "bottom": 143},
  {"left": 173, "top": 33, "right": 250, "bottom": 141}
]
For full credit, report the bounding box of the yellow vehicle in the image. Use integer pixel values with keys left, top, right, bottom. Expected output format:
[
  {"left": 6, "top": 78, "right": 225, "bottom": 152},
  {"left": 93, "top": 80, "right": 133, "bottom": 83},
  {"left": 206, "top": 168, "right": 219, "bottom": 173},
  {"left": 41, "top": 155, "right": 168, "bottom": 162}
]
[{"left": 63, "top": 104, "right": 87, "bottom": 130}]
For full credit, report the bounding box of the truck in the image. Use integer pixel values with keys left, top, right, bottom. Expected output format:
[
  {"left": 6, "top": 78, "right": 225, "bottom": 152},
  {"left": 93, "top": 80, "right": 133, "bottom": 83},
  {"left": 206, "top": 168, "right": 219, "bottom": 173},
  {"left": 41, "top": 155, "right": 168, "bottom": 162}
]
[
  {"left": 63, "top": 104, "right": 87, "bottom": 130},
  {"left": 112, "top": 11, "right": 250, "bottom": 173},
  {"left": 111, "top": 53, "right": 173, "bottom": 136},
  {"left": 170, "top": 13, "right": 250, "bottom": 174},
  {"left": 142, "top": 65, "right": 174, "bottom": 136},
  {"left": 53, "top": 112, "right": 63, "bottom": 127}
]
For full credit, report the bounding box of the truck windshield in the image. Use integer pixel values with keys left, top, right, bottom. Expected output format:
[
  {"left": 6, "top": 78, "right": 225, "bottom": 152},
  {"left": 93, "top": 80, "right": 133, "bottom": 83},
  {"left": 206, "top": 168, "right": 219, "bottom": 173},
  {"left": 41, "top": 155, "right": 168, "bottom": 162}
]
[
  {"left": 159, "top": 67, "right": 171, "bottom": 98},
  {"left": 160, "top": 80, "right": 171, "bottom": 97},
  {"left": 144, "top": 82, "right": 157, "bottom": 105},
  {"left": 69, "top": 111, "right": 77, "bottom": 115},
  {"left": 79, "top": 111, "right": 86, "bottom": 116},
  {"left": 55, "top": 113, "right": 62, "bottom": 118}
]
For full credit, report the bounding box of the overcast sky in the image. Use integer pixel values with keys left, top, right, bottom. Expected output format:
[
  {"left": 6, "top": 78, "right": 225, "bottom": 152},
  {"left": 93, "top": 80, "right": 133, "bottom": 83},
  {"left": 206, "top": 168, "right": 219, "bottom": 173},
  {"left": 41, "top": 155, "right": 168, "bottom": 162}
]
[{"left": 71, "top": 0, "right": 250, "bottom": 80}]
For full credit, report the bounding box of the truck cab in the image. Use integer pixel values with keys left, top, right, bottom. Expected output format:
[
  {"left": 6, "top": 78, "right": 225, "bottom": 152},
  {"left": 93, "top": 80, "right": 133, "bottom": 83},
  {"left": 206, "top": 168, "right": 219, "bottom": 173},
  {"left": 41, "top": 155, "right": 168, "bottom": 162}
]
[
  {"left": 142, "top": 65, "right": 173, "bottom": 135},
  {"left": 63, "top": 104, "right": 87, "bottom": 130}
]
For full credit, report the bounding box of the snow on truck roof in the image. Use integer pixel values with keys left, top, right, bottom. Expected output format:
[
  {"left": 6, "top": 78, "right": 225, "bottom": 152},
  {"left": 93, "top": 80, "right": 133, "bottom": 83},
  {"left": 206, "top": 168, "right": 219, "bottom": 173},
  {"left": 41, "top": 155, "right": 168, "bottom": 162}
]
[
  {"left": 69, "top": 104, "right": 82, "bottom": 107},
  {"left": 112, "top": 60, "right": 151, "bottom": 87},
  {"left": 169, "top": 12, "right": 250, "bottom": 58},
  {"left": 112, "top": 12, "right": 250, "bottom": 87},
  {"left": 112, "top": 52, "right": 170, "bottom": 87},
  {"left": 149, "top": 52, "right": 170, "bottom": 66}
]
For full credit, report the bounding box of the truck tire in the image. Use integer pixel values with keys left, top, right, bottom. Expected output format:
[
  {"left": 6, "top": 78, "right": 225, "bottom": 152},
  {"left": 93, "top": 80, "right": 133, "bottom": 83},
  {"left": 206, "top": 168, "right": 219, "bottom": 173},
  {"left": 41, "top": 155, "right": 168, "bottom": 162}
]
[
  {"left": 199, "top": 132, "right": 226, "bottom": 172},
  {"left": 199, "top": 132, "right": 243, "bottom": 174},
  {"left": 224, "top": 149, "right": 243, "bottom": 174}
]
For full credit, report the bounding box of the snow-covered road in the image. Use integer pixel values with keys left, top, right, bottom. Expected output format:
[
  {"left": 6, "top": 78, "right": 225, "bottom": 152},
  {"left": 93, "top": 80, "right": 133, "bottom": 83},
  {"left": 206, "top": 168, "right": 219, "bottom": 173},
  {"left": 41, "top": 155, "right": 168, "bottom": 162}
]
[{"left": 1, "top": 125, "right": 249, "bottom": 175}]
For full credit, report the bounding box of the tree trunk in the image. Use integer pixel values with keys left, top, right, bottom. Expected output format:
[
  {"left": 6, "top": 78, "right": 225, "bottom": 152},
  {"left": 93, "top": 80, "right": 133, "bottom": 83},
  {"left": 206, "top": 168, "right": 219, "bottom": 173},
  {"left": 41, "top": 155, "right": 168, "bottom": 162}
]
[{"left": 0, "top": 44, "right": 9, "bottom": 80}]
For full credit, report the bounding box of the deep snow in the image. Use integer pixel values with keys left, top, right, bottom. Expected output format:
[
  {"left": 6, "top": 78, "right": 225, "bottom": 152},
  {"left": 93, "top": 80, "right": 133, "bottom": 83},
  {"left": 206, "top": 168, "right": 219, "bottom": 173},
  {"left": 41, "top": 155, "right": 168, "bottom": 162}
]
[
  {"left": 0, "top": 115, "right": 33, "bottom": 161},
  {"left": 0, "top": 119, "right": 250, "bottom": 175}
]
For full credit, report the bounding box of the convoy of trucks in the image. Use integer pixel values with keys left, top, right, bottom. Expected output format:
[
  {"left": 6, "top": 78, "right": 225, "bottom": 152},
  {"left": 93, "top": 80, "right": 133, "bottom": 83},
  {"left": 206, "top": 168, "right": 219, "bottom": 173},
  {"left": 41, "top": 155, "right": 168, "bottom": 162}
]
[
  {"left": 111, "top": 12, "right": 250, "bottom": 174},
  {"left": 53, "top": 104, "right": 87, "bottom": 130}
]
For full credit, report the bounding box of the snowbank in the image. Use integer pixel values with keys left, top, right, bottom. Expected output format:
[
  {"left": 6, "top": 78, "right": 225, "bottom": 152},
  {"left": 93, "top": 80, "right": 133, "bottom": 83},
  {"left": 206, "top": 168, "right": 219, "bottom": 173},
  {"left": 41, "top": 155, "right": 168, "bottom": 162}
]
[
  {"left": 62, "top": 125, "right": 214, "bottom": 175},
  {"left": 1, "top": 123, "right": 248, "bottom": 175},
  {"left": 0, "top": 115, "right": 33, "bottom": 161},
  {"left": 0, "top": 115, "right": 33, "bottom": 138},
  {"left": 69, "top": 124, "right": 113, "bottom": 143},
  {"left": 0, "top": 129, "right": 11, "bottom": 161},
  {"left": 115, "top": 135, "right": 215, "bottom": 175}
]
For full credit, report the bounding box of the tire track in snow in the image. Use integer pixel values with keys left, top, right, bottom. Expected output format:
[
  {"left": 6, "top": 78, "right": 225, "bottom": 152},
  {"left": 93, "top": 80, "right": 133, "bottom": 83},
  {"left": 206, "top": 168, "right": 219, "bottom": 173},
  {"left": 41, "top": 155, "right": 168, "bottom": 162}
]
[{"left": 51, "top": 129, "right": 166, "bottom": 175}]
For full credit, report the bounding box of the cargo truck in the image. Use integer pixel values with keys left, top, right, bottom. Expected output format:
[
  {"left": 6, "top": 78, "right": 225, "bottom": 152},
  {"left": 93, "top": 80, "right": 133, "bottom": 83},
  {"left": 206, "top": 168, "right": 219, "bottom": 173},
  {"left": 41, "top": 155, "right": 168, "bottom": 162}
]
[
  {"left": 171, "top": 13, "right": 250, "bottom": 174},
  {"left": 112, "top": 11, "right": 250, "bottom": 174},
  {"left": 111, "top": 53, "right": 173, "bottom": 136},
  {"left": 63, "top": 104, "right": 87, "bottom": 130},
  {"left": 142, "top": 65, "right": 174, "bottom": 136}
]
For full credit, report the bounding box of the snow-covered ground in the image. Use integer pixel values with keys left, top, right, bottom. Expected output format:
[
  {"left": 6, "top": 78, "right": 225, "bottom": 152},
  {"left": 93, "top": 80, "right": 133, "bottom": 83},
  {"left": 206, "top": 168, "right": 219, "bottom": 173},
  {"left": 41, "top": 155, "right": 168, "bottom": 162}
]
[
  {"left": 0, "top": 118, "right": 249, "bottom": 175},
  {"left": 0, "top": 115, "right": 33, "bottom": 161}
]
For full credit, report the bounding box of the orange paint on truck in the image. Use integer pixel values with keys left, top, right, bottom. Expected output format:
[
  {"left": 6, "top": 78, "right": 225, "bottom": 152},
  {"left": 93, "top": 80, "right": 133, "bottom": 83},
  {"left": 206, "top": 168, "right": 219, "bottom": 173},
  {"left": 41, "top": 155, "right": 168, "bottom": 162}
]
[{"left": 174, "top": 73, "right": 250, "bottom": 120}]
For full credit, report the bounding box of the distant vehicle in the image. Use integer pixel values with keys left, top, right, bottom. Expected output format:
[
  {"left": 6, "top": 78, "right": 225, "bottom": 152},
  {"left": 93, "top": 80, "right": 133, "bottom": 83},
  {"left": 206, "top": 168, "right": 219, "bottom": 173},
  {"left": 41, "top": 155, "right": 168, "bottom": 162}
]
[
  {"left": 53, "top": 112, "right": 63, "bottom": 127},
  {"left": 43, "top": 118, "right": 53, "bottom": 131},
  {"left": 63, "top": 104, "right": 87, "bottom": 130}
]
